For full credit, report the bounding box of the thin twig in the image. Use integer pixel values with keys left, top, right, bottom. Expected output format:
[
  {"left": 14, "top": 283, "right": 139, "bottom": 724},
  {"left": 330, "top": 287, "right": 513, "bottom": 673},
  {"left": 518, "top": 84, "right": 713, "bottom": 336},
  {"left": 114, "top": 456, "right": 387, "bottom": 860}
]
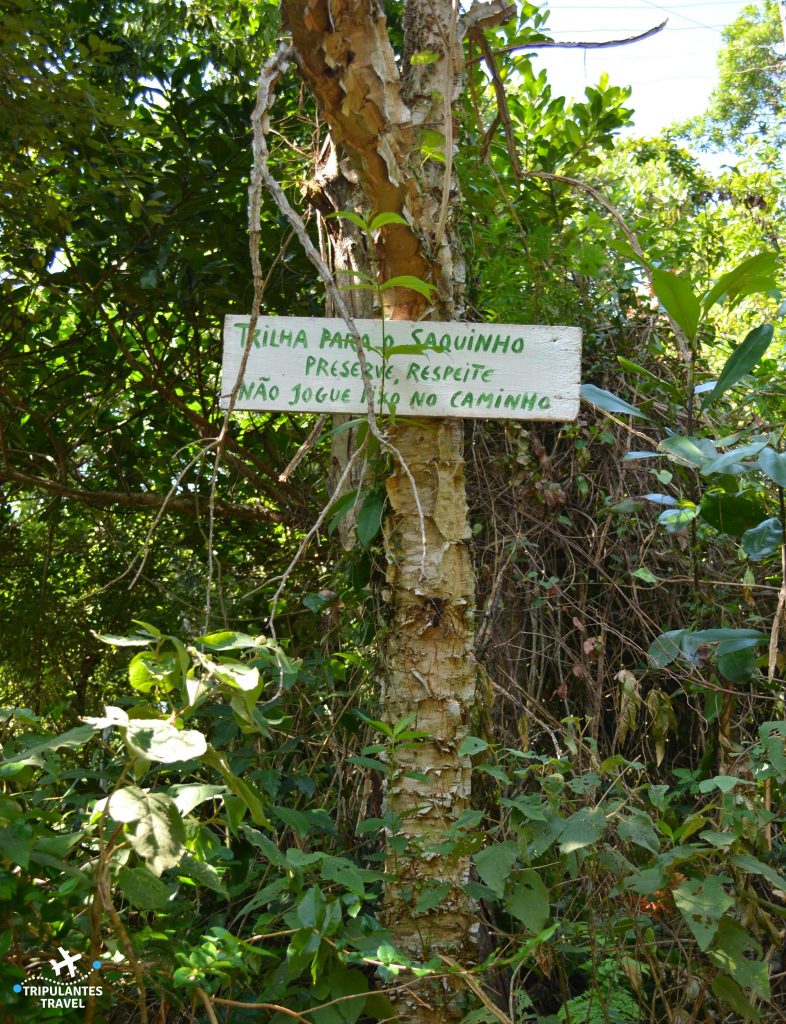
[
  {"left": 279, "top": 415, "right": 327, "bottom": 482},
  {"left": 469, "top": 20, "right": 668, "bottom": 64},
  {"left": 249, "top": 44, "right": 428, "bottom": 577}
]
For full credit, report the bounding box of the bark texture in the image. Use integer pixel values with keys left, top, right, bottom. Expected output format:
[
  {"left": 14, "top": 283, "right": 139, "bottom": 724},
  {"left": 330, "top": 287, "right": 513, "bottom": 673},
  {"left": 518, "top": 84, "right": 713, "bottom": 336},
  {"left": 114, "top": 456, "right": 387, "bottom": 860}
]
[{"left": 280, "top": 2, "right": 513, "bottom": 1020}]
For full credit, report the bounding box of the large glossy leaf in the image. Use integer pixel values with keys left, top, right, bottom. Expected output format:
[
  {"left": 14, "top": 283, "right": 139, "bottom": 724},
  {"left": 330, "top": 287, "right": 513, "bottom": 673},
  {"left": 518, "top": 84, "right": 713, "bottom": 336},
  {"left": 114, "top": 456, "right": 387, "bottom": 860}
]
[
  {"left": 741, "top": 518, "right": 783, "bottom": 560},
  {"left": 651, "top": 268, "right": 701, "bottom": 341},
  {"left": 704, "top": 324, "right": 774, "bottom": 406},
  {"left": 580, "top": 383, "right": 646, "bottom": 418},
  {"left": 702, "top": 251, "right": 778, "bottom": 310},
  {"left": 758, "top": 446, "right": 786, "bottom": 487},
  {"left": 700, "top": 492, "right": 767, "bottom": 536},
  {"left": 559, "top": 807, "right": 605, "bottom": 854}
]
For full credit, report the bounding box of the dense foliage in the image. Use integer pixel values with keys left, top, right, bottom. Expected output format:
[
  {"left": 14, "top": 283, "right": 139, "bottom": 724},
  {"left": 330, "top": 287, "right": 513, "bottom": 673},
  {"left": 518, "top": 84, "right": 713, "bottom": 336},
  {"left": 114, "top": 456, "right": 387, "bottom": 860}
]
[{"left": 1, "top": 1, "right": 784, "bottom": 1022}]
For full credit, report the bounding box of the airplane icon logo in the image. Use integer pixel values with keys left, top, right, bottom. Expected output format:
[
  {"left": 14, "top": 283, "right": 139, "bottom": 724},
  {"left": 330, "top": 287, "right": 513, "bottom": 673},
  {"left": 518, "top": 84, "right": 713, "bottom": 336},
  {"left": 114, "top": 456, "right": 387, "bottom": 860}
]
[{"left": 49, "top": 948, "right": 83, "bottom": 978}]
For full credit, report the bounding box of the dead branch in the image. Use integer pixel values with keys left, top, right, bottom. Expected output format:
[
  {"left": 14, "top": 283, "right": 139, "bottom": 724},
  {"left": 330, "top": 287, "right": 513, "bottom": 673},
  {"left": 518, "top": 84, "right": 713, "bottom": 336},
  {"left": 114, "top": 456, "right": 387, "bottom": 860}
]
[{"left": 472, "top": 19, "right": 668, "bottom": 63}]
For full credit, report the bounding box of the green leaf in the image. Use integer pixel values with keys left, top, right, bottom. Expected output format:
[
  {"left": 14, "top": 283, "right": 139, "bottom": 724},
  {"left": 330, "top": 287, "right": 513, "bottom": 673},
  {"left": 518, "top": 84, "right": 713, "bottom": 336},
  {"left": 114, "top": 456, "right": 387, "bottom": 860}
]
[
  {"left": 704, "top": 324, "right": 774, "bottom": 406},
  {"left": 580, "top": 383, "right": 645, "bottom": 419},
  {"left": 178, "top": 854, "right": 228, "bottom": 897},
  {"left": 415, "top": 881, "right": 452, "bottom": 913},
  {"left": 647, "top": 630, "right": 687, "bottom": 668},
  {"left": 673, "top": 876, "right": 732, "bottom": 950},
  {"left": 356, "top": 490, "right": 383, "bottom": 547},
  {"left": 326, "top": 210, "right": 369, "bottom": 233},
  {"left": 379, "top": 275, "right": 436, "bottom": 299},
  {"left": 108, "top": 787, "right": 185, "bottom": 876},
  {"left": 125, "top": 720, "right": 207, "bottom": 763},
  {"left": 327, "top": 489, "right": 361, "bottom": 536},
  {"left": 0, "top": 824, "right": 34, "bottom": 869},
  {"left": 117, "top": 865, "right": 172, "bottom": 910},
  {"left": 618, "top": 812, "right": 660, "bottom": 854},
  {"left": 474, "top": 842, "right": 518, "bottom": 897},
  {"left": 718, "top": 646, "right": 758, "bottom": 682},
  {"left": 702, "top": 252, "right": 778, "bottom": 310},
  {"left": 631, "top": 567, "right": 659, "bottom": 584},
  {"left": 168, "top": 783, "right": 225, "bottom": 817},
  {"left": 710, "top": 916, "right": 769, "bottom": 998},
  {"left": 202, "top": 748, "right": 271, "bottom": 828},
  {"left": 758, "top": 446, "right": 786, "bottom": 487},
  {"left": 196, "top": 631, "right": 258, "bottom": 650},
  {"left": 241, "top": 825, "right": 287, "bottom": 867},
  {"left": 504, "top": 869, "right": 549, "bottom": 933},
  {"left": 94, "top": 633, "right": 152, "bottom": 647},
  {"left": 559, "top": 807, "right": 605, "bottom": 854},
  {"left": 732, "top": 853, "right": 786, "bottom": 892},
  {"left": 701, "top": 492, "right": 768, "bottom": 537},
  {"left": 369, "top": 212, "right": 408, "bottom": 231},
  {"left": 651, "top": 268, "right": 701, "bottom": 341},
  {"left": 742, "top": 518, "right": 783, "bottom": 561},
  {"left": 711, "top": 974, "right": 761, "bottom": 1022},
  {"left": 458, "top": 735, "right": 489, "bottom": 757},
  {"left": 658, "top": 435, "right": 713, "bottom": 468},
  {"left": 1, "top": 725, "right": 98, "bottom": 768},
  {"left": 697, "top": 775, "right": 754, "bottom": 794}
]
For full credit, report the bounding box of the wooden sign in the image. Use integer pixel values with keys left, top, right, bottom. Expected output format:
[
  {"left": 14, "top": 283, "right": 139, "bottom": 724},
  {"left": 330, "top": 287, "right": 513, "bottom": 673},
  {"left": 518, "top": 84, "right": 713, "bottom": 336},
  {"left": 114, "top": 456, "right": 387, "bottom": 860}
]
[{"left": 222, "top": 316, "right": 581, "bottom": 421}]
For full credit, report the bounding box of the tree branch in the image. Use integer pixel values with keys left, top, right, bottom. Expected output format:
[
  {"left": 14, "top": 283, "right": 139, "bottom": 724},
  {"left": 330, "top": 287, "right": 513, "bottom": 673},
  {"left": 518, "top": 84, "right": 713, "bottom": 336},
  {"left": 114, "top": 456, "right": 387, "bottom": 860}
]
[
  {"left": 0, "top": 468, "right": 280, "bottom": 523},
  {"left": 470, "top": 19, "right": 667, "bottom": 63}
]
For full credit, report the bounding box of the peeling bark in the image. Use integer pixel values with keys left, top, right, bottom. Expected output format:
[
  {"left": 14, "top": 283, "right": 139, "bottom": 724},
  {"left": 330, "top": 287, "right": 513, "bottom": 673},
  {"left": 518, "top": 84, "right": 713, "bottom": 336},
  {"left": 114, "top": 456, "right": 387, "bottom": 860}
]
[{"left": 279, "top": 3, "right": 514, "bottom": 1020}]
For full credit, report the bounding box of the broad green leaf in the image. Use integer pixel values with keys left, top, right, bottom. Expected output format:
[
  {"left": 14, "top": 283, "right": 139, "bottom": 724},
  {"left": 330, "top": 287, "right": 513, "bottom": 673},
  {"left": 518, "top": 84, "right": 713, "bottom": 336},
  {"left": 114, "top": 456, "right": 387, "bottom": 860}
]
[
  {"left": 710, "top": 917, "right": 769, "bottom": 999},
  {"left": 380, "top": 275, "right": 436, "bottom": 299},
  {"left": 474, "top": 842, "right": 518, "bottom": 897},
  {"left": 212, "top": 661, "right": 261, "bottom": 693},
  {"left": 580, "top": 383, "right": 645, "bottom": 419},
  {"left": 125, "top": 720, "right": 207, "bottom": 763},
  {"left": 647, "top": 630, "right": 686, "bottom": 668},
  {"left": 731, "top": 853, "right": 786, "bottom": 892},
  {"left": 673, "top": 876, "right": 732, "bottom": 950},
  {"left": 700, "top": 440, "right": 768, "bottom": 477},
  {"left": 297, "top": 885, "right": 327, "bottom": 929},
  {"left": 117, "top": 866, "right": 172, "bottom": 910},
  {"left": 658, "top": 507, "right": 697, "bottom": 533},
  {"left": 128, "top": 651, "right": 179, "bottom": 693},
  {"left": 618, "top": 812, "right": 660, "bottom": 854},
  {"left": 0, "top": 824, "right": 34, "bottom": 869},
  {"left": 704, "top": 324, "right": 774, "bottom": 406},
  {"left": 703, "top": 251, "right": 778, "bottom": 310},
  {"left": 700, "top": 492, "right": 767, "bottom": 537},
  {"left": 108, "top": 787, "right": 185, "bottom": 876},
  {"left": 369, "top": 212, "right": 408, "bottom": 231},
  {"left": 504, "top": 869, "right": 549, "bottom": 933},
  {"left": 458, "top": 735, "right": 489, "bottom": 757},
  {"left": 415, "top": 881, "right": 451, "bottom": 913},
  {"left": 631, "top": 567, "right": 659, "bottom": 584},
  {"left": 758, "top": 446, "right": 786, "bottom": 487},
  {"left": 711, "top": 974, "right": 761, "bottom": 1022},
  {"left": 559, "top": 807, "right": 605, "bottom": 854},
  {"left": 356, "top": 490, "right": 383, "bottom": 547},
  {"left": 742, "top": 518, "right": 783, "bottom": 561},
  {"left": 196, "top": 631, "right": 258, "bottom": 650},
  {"left": 718, "top": 646, "right": 757, "bottom": 682},
  {"left": 168, "top": 783, "right": 225, "bottom": 817},
  {"left": 178, "top": 854, "right": 228, "bottom": 897},
  {"left": 1, "top": 725, "right": 98, "bottom": 767},
  {"left": 697, "top": 775, "right": 754, "bottom": 794},
  {"left": 658, "top": 435, "right": 714, "bottom": 467},
  {"left": 651, "top": 268, "right": 701, "bottom": 341}
]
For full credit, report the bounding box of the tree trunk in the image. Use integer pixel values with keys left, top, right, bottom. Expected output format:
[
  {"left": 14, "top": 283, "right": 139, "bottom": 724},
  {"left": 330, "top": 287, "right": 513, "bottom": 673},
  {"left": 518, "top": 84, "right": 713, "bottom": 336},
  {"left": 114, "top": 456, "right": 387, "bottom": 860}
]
[{"left": 280, "top": 3, "right": 513, "bottom": 1019}]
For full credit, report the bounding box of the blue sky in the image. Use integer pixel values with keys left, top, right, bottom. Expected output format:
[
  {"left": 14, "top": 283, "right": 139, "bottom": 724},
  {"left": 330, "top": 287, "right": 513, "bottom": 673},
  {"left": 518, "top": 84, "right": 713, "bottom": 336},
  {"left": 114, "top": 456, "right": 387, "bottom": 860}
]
[{"left": 532, "top": 0, "right": 755, "bottom": 137}]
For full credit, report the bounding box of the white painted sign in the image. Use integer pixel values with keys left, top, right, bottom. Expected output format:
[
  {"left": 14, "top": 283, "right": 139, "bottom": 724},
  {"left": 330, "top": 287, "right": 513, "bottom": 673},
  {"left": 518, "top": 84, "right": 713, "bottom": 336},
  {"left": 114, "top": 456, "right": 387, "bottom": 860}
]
[{"left": 221, "top": 316, "right": 581, "bottom": 420}]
